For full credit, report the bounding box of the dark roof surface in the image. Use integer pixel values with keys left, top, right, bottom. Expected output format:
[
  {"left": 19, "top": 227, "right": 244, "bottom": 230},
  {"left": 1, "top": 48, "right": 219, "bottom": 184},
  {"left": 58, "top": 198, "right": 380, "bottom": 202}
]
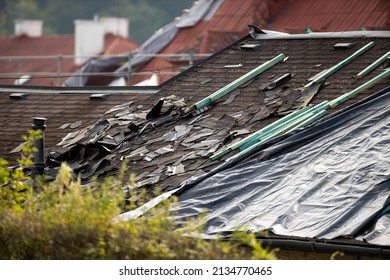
[
  {"left": 0, "top": 87, "right": 156, "bottom": 165},
  {"left": 36, "top": 31, "right": 390, "bottom": 190}
]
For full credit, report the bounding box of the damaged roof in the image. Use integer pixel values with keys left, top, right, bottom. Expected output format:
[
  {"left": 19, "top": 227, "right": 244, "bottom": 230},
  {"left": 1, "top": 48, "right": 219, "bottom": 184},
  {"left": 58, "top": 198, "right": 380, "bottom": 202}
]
[
  {"left": 0, "top": 86, "right": 157, "bottom": 165},
  {"left": 43, "top": 30, "right": 390, "bottom": 189},
  {"left": 1, "top": 29, "right": 389, "bottom": 255},
  {"left": 172, "top": 85, "right": 390, "bottom": 255}
]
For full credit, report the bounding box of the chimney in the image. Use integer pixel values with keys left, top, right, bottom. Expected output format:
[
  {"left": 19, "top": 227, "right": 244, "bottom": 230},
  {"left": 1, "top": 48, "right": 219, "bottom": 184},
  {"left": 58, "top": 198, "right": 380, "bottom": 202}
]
[
  {"left": 32, "top": 117, "right": 46, "bottom": 176},
  {"left": 14, "top": 20, "right": 43, "bottom": 37},
  {"left": 74, "top": 19, "right": 105, "bottom": 65},
  {"left": 100, "top": 17, "right": 129, "bottom": 38}
]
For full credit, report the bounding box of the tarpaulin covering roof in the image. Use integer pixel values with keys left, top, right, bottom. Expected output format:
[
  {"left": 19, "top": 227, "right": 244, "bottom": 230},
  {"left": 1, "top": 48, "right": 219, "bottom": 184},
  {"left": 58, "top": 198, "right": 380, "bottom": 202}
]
[{"left": 173, "top": 86, "right": 390, "bottom": 246}]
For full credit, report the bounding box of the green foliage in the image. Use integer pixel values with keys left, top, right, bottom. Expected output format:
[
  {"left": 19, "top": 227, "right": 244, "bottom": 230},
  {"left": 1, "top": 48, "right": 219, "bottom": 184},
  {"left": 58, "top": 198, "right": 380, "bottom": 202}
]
[{"left": 0, "top": 132, "right": 275, "bottom": 260}]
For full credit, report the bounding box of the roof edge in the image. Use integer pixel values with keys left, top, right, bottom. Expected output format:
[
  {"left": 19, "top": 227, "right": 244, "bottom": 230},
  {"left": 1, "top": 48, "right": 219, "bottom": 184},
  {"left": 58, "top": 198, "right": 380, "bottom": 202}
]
[
  {"left": 254, "top": 30, "right": 390, "bottom": 39},
  {"left": 258, "top": 238, "right": 390, "bottom": 259},
  {"left": 0, "top": 85, "right": 160, "bottom": 94}
]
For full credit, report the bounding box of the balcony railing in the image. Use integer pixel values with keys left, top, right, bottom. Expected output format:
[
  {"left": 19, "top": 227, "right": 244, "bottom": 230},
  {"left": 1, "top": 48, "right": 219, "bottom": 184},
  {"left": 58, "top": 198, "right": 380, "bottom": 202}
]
[{"left": 0, "top": 52, "right": 213, "bottom": 86}]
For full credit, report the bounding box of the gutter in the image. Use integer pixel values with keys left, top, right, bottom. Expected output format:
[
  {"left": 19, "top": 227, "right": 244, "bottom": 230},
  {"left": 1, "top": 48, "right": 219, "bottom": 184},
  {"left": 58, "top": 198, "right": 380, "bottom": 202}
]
[{"left": 257, "top": 238, "right": 390, "bottom": 259}]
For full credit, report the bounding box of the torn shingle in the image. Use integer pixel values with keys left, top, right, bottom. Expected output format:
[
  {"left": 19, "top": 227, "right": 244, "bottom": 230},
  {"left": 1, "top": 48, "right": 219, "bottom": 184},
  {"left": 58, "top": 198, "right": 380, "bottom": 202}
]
[
  {"left": 143, "top": 152, "right": 159, "bottom": 162},
  {"left": 146, "top": 99, "right": 164, "bottom": 119},
  {"left": 58, "top": 123, "right": 70, "bottom": 130},
  {"left": 136, "top": 174, "right": 160, "bottom": 188},
  {"left": 264, "top": 73, "right": 292, "bottom": 90},
  {"left": 166, "top": 164, "right": 185, "bottom": 176},
  {"left": 125, "top": 146, "right": 149, "bottom": 159},
  {"left": 200, "top": 78, "right": 213, "bottom": 85},
  {"left": 9, "top": 142, "right": 26, "bottom": 153},
  {"left": 69, "top": 120, "right": 83, "bottom": 129},
  {"left": 182, "top": 128, "right": 215, "bottom": 144},
  {"left": 155, "top": 145, "right": 174, "bottom": 155},
  {"left": 221, "top": 89, "right": 240, "bottom": 105},
  {"left": 104, "top": 101, "right": 134, "bottom": 115}
]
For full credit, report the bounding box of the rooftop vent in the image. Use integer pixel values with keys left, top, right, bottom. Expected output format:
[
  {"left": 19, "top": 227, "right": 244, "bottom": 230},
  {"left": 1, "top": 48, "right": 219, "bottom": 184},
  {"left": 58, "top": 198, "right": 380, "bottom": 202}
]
[
  {"left": 89, "top": 93, "right": 110, "bottom": 100},
  {"left": 241, "top": 44, "right": 262, "bottom": 50},
  {"left": 333, "top": 43, "right": 356, "bottom": 49},
  {"left": 9, "top": 92, "right": 30, "bottom": 99}
]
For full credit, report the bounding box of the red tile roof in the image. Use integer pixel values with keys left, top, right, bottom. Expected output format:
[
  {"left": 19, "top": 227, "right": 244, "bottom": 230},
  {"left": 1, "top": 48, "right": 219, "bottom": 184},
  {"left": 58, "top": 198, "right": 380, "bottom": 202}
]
[
  {"left": 0, "top": 34, "right": 139, "bottom": 86},
  {"left": 134, "top": 0, "right": 288, "bottom": 84},
  {"left": 270, "top": 0, "right": 390, "bottom": 33},
  {"left": 104, "top": 34, "right": 139, "bottom": 55}
]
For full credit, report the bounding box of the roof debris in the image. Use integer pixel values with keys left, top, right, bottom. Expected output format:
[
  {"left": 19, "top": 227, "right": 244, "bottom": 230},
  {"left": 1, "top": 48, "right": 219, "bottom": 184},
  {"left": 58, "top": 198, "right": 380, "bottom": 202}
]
[{"left": 36, "top": 33, "right": 389, "bottom": 220}]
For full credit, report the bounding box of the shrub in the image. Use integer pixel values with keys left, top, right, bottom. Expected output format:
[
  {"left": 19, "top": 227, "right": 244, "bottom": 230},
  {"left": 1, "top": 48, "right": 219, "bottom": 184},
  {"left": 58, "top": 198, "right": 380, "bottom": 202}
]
[{"left": 0, "top": 131, "right": 275, "bottom": 260}]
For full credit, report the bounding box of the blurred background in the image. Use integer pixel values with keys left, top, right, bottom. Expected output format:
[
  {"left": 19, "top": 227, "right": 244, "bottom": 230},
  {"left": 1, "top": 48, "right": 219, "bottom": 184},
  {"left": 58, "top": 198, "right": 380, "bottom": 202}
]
[{"left": 0, "top": 0, "right": 193, "bottom": 44}]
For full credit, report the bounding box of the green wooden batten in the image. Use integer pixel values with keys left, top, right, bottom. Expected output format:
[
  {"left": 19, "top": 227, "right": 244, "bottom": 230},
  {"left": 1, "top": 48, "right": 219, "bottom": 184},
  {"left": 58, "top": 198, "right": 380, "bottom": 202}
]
[
  {"left": 210, "top": 106, "right": 310, "bottom": 160},
  {"left": 239, "top": 111, "right": 317, "bottom": 151},
  {"left": 305, "top": 41, "right": 375, "bottom": 88},
  {"left": 195, "top": 53, "right": 286, "bottom": 110},
  {"left": 329, "top": 68, "right": 390, "bottom": 108},
  {"left": 210, "top": 101, "right": 329, "bottom": 160},
  {"left": 223, "top": 68, "right": 390, "bottom": 161},
  {"left": 229, "top": 110, "right": 328, "bottom": 162},
  {"left": 356, "top": 51, "right": 390, "bottom": 78},
  {"left": 214, "top": 63, "right": 389, "bottom": 161},
  {"left": 239, "top": 106, "right": 328, "bottom": 151}
]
